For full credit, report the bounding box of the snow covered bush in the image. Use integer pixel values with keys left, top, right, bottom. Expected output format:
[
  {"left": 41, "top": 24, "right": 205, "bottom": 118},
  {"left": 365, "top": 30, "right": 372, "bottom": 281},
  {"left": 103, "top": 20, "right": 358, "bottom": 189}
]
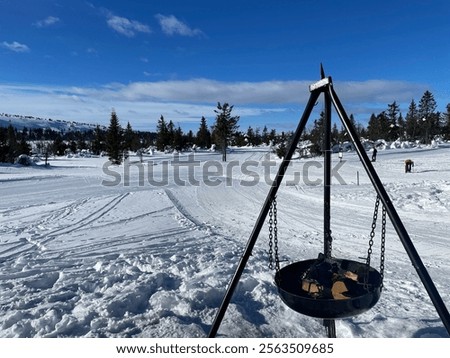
[{"left": 15, "top": 154, "right": 33, "bottom": 166}]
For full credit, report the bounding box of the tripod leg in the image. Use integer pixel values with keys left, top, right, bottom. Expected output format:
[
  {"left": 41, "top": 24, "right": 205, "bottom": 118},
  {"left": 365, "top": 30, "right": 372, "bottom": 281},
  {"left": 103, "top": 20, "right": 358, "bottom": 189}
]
[
  {"left": 207, "top": 90, "right": 321, "bottom": 338},
  {"left": 328, "top": 84, "right": 450, "bottom": 336}
]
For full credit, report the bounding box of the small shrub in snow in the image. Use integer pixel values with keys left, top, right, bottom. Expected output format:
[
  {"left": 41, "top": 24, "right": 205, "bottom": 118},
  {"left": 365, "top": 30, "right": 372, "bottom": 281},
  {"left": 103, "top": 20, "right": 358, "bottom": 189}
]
[{"left": 15, "top": 154, "right": 33, "bottom": 166}]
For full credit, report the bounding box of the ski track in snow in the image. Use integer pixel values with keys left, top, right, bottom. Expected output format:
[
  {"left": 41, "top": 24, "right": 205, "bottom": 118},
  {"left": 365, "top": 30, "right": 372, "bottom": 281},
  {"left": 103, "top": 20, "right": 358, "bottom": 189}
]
[{"left": 0, "top": 146, "right": 449, "bottom": 338}]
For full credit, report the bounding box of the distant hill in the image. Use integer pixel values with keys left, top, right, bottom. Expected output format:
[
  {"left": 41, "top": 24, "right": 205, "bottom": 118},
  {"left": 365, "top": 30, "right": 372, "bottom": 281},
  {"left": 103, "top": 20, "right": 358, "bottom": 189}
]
[{"left": 0, "top": 113, "right": 105, "bottom": 132}]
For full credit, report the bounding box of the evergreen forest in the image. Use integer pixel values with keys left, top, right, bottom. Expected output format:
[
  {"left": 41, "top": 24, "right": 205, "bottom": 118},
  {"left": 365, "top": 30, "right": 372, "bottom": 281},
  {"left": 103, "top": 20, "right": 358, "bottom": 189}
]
[{"left": 1, "top": 91, "right": 449, "bottom": 164}]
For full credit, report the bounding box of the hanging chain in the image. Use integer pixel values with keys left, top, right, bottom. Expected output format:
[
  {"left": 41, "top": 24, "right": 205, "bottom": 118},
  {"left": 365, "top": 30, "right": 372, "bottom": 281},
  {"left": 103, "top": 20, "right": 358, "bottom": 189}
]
[
  {"left": 379, "top": 205, "right": 387, "bottom": 289},
  {"left": 268, "top": 200, "right": 274, "bottom": 269},
  {"left": 268, "top": 197, "right": 280, "bottom": 271},
  {"left": 273, "top": 198, "right": 280, "bottom": 271},
  {"left": 366, "top": 196, "right": 380, "bottom": 266},
  {"left": 366, "top": 195, "right": 387, "bottom": 289}
]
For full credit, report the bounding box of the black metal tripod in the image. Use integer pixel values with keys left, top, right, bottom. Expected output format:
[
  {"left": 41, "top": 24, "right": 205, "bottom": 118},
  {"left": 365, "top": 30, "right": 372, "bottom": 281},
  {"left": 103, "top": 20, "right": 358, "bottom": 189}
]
[{"left": 208, "top": 67, "right": 450, "bottom": 338}]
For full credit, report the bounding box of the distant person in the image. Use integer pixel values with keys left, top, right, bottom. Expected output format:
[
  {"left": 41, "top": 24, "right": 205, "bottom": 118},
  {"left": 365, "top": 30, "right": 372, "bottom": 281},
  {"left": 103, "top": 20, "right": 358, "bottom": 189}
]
[
  {"left": 405, "top": 159, "right": 414, "bottom": 173},
  {"left": 371, "top": 147, "right": 377, "bottom": 162}
]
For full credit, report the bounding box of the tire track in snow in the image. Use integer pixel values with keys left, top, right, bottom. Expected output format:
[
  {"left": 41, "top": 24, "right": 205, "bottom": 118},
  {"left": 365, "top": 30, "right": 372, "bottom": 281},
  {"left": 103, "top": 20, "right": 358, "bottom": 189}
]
[
  {"left": 64, "top": 227, "right": 196, "bottom": 259},
  {"left": 164, "top": 189, "right": 206, "bottom": 229},
  {"left": 84, "top": 206, "right": 173, "bottom": 231},
  {"left": 0, "top": 193, "right": 130, "bottom": 261},
  {"left": 163, "top": 188, "right": 235, "bottom": 246},
  {"left": 53, "top": 190, "right": 215, "bottom": 260},
  {"left": 37, "top": 193, "right": 130, "bottom": 246},
  {"left": 0, "top": 198, "right": 89, "bottom": 235}
]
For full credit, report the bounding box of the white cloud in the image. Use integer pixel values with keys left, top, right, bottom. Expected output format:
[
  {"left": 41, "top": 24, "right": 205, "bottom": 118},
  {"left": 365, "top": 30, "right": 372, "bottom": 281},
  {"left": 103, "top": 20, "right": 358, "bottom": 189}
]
[
  {"left": 104, "top": 79, "right": 308, "bottom": 104},
  {"left": 155, "top": 14, "right": 203, "bottom": 37},
  {"left": 335, "top": 80, "right": 426, "bottom": 104},
  {"left": 0, "top": 78, "right": 429, "bottom": 130},
  {"left": 34, "top": 16, "right": 60, "bottom": 28},
  {"left": 107, "top": 15, "right": 151, "bottom": 37},
  {"left": 82, "top": 78, "right": 426, "bottom": 107},
  {"left": 1, "top": 41, "right": 30, "bottom": 53}
]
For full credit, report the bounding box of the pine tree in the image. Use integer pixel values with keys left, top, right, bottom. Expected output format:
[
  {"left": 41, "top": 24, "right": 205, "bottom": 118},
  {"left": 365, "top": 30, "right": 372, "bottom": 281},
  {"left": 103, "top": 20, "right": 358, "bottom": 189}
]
[
  {"left": 213, "top": 102, "right": 239, "bottom": 161},
  {"left": 275, "top": 131, "right": 289, "bottom": 158},
  {"left": 444, "top": 104, "right": 450, "bottom": 140},
  {"left": 348, "top": 114, "right": 366, "bottom": 138},
  {"left": 268, "top": 128, "right": 277, "bottom": 144},
  {"left": 6, "top": 124, "right": 18, "bottom": 163},
  {"left": 386, "top": 101, "right": 401, "bottom": 141},
  {"left": 156, "top": 115, "right": 169, "bottom": 151},
  {"left": 367, "top": 112, "right": 389, "bottom": 140},
  {"left": 261, "top": 125, "right": 269, "bottom": 145},
  {"left": 196, "top": 116, "right": 211, "bottom": 149},
  {"left": 123, "top": 122, "right": 134, "bottom": 151},
  {"left": 69, "top": 140, "right": 77, "bottom": 154},
  {"left": 0, "top": 127, "right": 7, "bottom": 162},
  {"left": 186, "top": 130, "right": 194, "bottom": 148},
  {"left": 106, "top": 110, "right": 123, "bottom": 164},
  {"left": 232, "top": 131, "right": 247, "bottom": 147},
  {"left": 121, "top": 121, "right": 141, "bottom": 152},
  {"left": 167, "top": 120, "right": 175, "bottom": 150},
  {"left": 246, "top": 126, "right": 256, "bottom": 146},
  {"left": 52, "top": 133, "right": 67, "bottom": 156},
  {"left": 308, "top": 111, "right": 325, "bottom": 156},
  {"left": 418, "top": 90, "right": 438, "bottom": 144},
  {"left": 173, "top": 126, "right": 184, "bottom": 152},
  {"left": 405, "top": 99, "right": 419, "bottom": 140},
  {"left": 77, "top": 136, "right": 88, "bottom": 151},
  {"left": 91, "top": 125, "right": 105, "bottom": 155}
]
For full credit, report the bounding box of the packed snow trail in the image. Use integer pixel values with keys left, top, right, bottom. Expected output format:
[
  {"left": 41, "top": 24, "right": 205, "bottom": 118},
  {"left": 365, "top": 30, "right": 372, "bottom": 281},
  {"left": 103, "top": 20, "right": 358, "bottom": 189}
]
[{"left": 0, "top": 147, "right": 449, "bottom": 337}]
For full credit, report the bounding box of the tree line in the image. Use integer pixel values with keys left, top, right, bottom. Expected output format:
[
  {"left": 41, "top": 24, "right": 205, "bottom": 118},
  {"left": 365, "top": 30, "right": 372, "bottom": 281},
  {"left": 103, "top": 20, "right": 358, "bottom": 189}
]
[
  {"left": 295, "top": 90, "right": 450, "bottom": 156},
  {"left": 366, "top": 91, "right": 450, "bottom": 143},
  {"left": 110, "top": 102, "right": 243, "bottom": 164},
  {"left": 0, "top": 117, "right": 155, "bottom": 164},
  {"left": 1, "top": 90, "right": 449, "bottom": 164}
]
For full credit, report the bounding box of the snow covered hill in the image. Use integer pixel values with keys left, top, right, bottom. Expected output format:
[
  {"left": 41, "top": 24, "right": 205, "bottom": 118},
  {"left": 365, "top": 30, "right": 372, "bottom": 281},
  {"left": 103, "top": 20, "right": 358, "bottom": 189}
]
[
  {"left": 0, "top": 145, "right": 449, "bottom": 338},
  {"left": 0, "top": 113, "right": 102, "bottom": 132}
]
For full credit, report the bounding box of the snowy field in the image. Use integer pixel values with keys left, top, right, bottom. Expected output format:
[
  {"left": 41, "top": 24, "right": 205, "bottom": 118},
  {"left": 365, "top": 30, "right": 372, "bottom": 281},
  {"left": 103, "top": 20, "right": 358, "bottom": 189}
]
[{"left": 1, "top": 144, "right": 450, "bottom": 338}]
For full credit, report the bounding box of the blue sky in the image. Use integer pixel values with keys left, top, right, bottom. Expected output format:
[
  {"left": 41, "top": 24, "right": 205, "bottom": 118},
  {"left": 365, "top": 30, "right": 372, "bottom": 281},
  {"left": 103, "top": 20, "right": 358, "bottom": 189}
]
[{"left": 0, "top": 0, "right": 449, "bottom": 132}]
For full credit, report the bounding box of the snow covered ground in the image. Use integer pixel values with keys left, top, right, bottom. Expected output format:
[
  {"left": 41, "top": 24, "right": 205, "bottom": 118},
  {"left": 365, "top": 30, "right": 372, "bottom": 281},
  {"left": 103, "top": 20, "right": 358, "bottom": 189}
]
[{"left": 1, "top": 144, "right": 449, "bottom": 338}]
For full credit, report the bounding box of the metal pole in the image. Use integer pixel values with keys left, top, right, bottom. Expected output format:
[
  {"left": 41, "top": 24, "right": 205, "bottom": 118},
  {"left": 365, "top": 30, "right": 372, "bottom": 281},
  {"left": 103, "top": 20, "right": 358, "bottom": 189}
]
[
  {"left": 323, "top": 89, "right": 332, "bottom": 258},
  {"left": 328, "top": 84, "right": 450, "bottom": 335},
  {"left": 207, "top": 90, "right": 322, "bottom": 337},
  {"left": 323, "top": 85, "right": 336, "bottom": 338}
]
